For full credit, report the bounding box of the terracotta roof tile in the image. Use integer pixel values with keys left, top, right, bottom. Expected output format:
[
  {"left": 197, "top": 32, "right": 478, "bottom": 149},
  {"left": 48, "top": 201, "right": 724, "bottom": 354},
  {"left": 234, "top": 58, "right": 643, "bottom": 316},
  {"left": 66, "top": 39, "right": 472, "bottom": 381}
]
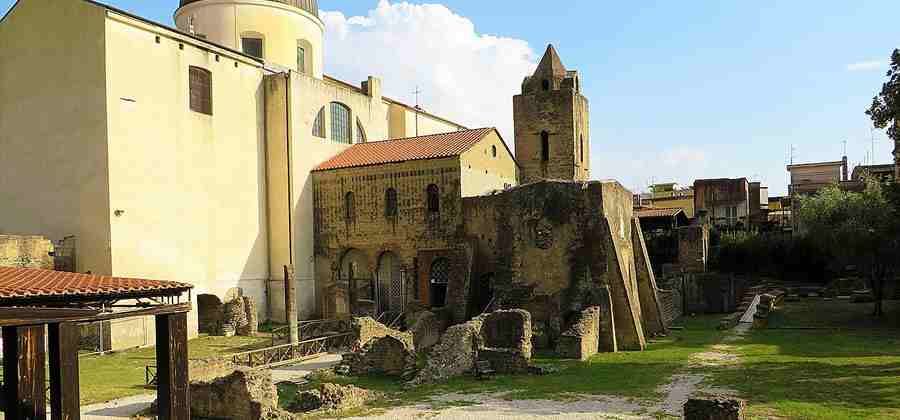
[
  {"left": 635, "top": 208, "right": 685, "bottom": 219},
  {"left": 314, "top": 128, "right": 495, "bottom": 171},
  {"left": 0, "top": 267, "right": 193, "bottom": 304}
]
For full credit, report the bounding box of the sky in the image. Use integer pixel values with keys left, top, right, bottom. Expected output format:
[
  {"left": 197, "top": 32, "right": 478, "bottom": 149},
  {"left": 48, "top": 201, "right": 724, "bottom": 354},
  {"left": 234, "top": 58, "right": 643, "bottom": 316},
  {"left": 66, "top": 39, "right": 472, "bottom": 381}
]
[{"left": 3, "top": 0, "right": 899, "bottom": 195}]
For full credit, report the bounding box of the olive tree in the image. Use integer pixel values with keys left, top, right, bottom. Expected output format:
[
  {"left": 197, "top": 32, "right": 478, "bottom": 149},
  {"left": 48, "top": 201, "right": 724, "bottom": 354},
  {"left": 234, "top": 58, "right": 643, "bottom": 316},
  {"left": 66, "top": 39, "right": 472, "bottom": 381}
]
[{"left": 797, "top": 181, "right": 899, "bottom": 316}]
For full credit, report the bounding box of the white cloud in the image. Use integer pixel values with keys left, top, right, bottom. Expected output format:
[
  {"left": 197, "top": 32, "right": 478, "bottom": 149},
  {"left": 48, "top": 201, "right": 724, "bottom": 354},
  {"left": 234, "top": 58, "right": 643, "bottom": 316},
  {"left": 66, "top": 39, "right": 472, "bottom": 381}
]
[
  {"left": 321, "top": 0, "right": 536, "bottom": 141},
  {"left": 846, "top": 60, "right": 884, "bottom": 72}
]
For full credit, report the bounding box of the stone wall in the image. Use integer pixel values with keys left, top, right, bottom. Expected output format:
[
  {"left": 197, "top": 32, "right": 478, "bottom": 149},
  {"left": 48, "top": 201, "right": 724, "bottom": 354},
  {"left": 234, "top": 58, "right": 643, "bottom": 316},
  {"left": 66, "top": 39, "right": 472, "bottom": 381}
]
[
  {"left": 189, "top": 369, "right": 291, "bottom": 420},
  {"left": 312, "top": 157, "right": 468, "bottom": 318},
  {"left": 677, "top": 224, "right": 709, "bottom": 274},
  {"left": 556, "top": 306, "right": 600, "bottom": 360},
  {"left": 0, "top": 235, "right": 54, "bottom": 269},
  {"left": 480, "top": 309, "right": 532, "bottom": 373},
  {"left": 657, "top": 287, "right": 683, "bottom": 326},
  {"left": 463, "top": 180, "right": 647, "bottom": 351}
]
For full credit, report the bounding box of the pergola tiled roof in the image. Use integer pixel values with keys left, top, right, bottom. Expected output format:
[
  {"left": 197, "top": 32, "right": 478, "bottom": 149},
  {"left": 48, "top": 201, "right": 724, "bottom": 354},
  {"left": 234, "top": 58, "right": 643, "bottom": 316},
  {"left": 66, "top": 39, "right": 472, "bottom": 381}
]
[
  {"left": 314, "top": 128, "right": 496, "bottom": 171},
  {"left": 635, "top": 208, "right": 685, "bottom": 219},
  {"left": 0, "top": 267, "right": 193, "bottom": 306}
]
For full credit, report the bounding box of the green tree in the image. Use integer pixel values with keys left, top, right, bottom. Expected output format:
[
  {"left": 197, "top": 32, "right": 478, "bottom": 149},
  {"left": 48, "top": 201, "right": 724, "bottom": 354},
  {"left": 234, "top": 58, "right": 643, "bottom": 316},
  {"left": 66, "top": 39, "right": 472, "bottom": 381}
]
[
  {"left": 797, "top": 182, "right": 899, "bottom": 316},
  {"left": 866, "top": 49, "right": 900, "bottom": 142}
]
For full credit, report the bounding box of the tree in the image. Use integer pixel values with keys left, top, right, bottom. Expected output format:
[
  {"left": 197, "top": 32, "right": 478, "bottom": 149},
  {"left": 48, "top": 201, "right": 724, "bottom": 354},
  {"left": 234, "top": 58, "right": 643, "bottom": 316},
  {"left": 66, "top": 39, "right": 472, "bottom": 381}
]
[
  {"left": 867, "top": 49, "right": 900, "bottom": 142},
  {"left": 797, "top": 181, "right": 899, "bottom": 316}
]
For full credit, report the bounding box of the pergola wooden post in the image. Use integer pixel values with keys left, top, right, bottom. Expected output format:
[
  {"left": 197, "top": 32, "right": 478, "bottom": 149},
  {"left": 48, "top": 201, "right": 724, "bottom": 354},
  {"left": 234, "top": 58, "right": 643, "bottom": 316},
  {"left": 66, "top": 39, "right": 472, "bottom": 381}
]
[
  {"left": 2, "top": 325, "right": 47, "bottom": 420},
  {"left": 155, "top": 312, "right": 190, "bottom": 420},
  {"left": 48, "top": 322, "right": 80, "bottom": 420}
]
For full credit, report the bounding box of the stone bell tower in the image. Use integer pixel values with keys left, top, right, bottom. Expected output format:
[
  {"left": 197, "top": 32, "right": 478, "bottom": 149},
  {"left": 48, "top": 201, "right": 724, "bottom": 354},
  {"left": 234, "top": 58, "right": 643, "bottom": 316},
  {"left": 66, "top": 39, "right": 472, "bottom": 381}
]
[{"left": 514, "top": 45, "right": 590, "bottom": 183}]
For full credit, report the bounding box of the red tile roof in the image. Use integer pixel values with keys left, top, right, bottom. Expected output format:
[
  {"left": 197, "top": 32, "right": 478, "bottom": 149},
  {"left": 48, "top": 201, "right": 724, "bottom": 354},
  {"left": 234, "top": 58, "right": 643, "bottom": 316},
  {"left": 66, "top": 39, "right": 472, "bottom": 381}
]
[
  {"left": 0, "top": 267, "right": 193, "bottom": 305},
  {"left": 314, "top": 128, "right": 495, "bottom": 171},
  {"left": 635, "top": 208, "right": 685, "bottom": 219}
]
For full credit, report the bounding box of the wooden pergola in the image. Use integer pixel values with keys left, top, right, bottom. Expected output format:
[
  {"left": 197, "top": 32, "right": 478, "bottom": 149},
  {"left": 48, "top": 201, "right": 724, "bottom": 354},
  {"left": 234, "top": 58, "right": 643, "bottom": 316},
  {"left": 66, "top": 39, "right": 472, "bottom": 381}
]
[{"left": 0, "top": 267, "right": 194, "bottom": 420}]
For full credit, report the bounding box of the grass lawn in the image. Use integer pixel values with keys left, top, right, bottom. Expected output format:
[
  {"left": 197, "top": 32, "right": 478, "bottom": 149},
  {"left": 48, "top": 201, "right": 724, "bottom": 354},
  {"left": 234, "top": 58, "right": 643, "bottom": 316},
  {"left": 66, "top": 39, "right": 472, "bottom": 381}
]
[
  {"left": 79, "top": 334, "right": 270, "bottom": 405},
  {"left": 708, "top": 299, "right": 900, "bottom": 420}
]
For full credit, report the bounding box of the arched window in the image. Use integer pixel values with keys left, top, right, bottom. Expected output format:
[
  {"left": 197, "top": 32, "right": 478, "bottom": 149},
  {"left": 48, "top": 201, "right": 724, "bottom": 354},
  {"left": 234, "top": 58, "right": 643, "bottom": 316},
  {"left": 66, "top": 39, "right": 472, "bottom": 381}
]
[
  {"left": 429, "top": 258, "right": 450, "bottom": 308},
  {"left": 541, "top": 131, "right": 550, "bottom": 162},
  {"left": 356, "top": 119, "right": 367, "bottom": 144},
  {"left": 541, "top": 79, "right": 550, "bottom": 91},
  {"left": 385, "top": 188, "right": 398, "bottom": 218},
  {"left": 344, "top": 191, "right": 355, "bottom": 222},
  {"left": 331, "top": 102, "right": 351, "bottom": 144},
  {"left": 491, "top": 145, "right": 497, "bottom": 158},
  {"left": 312, "top": 107, "right": 325, "bottom": 138},
  {"left": 189, "top": 66, "right": 212, "bottom": 115},
  {"left": 426, "top": 184, "right": 440, "bottom": 214}
]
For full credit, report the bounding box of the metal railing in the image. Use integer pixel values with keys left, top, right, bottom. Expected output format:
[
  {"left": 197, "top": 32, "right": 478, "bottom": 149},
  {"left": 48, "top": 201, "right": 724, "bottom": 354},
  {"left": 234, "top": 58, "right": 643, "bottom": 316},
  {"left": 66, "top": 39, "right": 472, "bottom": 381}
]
[
  {"left": 231, "top": 333, "right": 352, "bottom": 369},
  {"left": 270, "top": 318, "right": 351, "bottom": 346}
]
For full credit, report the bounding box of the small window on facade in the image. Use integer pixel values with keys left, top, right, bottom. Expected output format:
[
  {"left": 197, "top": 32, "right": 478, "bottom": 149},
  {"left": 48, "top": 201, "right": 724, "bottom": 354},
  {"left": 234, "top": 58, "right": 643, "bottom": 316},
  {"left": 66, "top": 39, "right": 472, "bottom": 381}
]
[
  {"left": 429, "top": 258, "right": 450, "bottom": 308},
  {"left": 356, "top": 119, "right": 367, "bottom": 143},
  {"left": 491, "top": 145, "right": 497, "bottom": 158},
  {"left": 241, "top": 37, "right": 263, "bottom": 59},
  {"left": 542, "top": 79, "right": 550, "bottom": 91},
  {"left": 297, "top": 45, "right": 306, "bottom": 74},
  {"left": 541, "top": 131, "right": 550, "bottom": 162},
  {"left": 312, "top": 107, "right": 325, "bottom": 138},
  {"left": 331, "top": 102, "right": 351, "bottom": 144},
  {"left": 426, "top": 184, "right": 440, "bottom": 214},
  {"left": 344, "top": 191, "right": 355, "bottom": 222},
  {"left": 385, "top": 188, "right": 398, "bottom": 218},
  {"left": 189, "top": 66, "right": 212, "bottom": 115}
]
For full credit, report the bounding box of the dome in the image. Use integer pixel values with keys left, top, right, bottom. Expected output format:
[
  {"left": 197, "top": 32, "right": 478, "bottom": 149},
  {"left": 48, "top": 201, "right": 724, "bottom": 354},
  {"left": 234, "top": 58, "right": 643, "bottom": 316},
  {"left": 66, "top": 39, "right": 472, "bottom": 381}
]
[{"left": 179, "top": 0, "right": 319, "bottom": 17}]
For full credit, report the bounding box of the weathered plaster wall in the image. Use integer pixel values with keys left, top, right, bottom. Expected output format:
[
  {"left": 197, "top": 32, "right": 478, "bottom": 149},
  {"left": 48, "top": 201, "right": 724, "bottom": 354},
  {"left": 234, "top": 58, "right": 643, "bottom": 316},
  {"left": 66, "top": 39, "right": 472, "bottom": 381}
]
[
  {"left": 0, "top": 235, "right": 54, "bottom": 269},
  {"left": 0, "top": 0, "right": 112, "bottom": 275}
]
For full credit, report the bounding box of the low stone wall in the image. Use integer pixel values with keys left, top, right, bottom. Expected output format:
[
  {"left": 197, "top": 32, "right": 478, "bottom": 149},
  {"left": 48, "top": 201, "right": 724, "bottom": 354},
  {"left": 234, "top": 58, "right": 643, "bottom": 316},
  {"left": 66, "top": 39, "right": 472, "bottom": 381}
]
[
  {"left": 556, "top": 306, "right": 600, "bottom": 360},
  {"left": 407, "top": 310, "right": 448, "bottom": 351},
  {"left": 0, "top": 235, "right": 54, "bottom": 269},
  {"left": 350, "top": 317, "right": 413, "bottom": 351},
  {"left": 410, "top": 317, "right": 484, "bottom": 385},
  {"left": 189, "top": 369, "right": 292, "bottom": 420}
]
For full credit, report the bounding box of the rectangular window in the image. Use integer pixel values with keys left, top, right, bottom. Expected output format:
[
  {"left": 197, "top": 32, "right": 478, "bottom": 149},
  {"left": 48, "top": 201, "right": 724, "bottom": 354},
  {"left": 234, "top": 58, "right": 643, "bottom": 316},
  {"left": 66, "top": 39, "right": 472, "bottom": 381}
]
[
  {"left": 189, "top": 66, "right": 212, "bottom": 115},
  {"left": 297, "top": 46, "right": 306, "bottom": 74},
  {"left": 241, "top": 37, "right": 263, "bottom": 59}
]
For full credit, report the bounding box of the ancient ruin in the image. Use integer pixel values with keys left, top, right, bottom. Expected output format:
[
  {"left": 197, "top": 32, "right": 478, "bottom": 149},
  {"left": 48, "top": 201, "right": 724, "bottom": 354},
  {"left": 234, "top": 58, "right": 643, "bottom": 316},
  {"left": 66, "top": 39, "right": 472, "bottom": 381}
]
[
  {"left": 343, "top": 335, "right": 416, "bottom": 378},
  {"left": 293, "top": 383, "right": 380, "bottom": 414}
]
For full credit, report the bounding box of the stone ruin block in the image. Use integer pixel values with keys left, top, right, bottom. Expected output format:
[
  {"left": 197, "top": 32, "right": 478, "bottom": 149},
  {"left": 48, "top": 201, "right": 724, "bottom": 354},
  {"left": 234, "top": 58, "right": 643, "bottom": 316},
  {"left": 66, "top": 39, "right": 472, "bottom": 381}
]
[
  {"left": 349, "top": 316, "right": 413, "bottom": 351},
  {"left": 556, "top": 306, "right": 600, "bottom": 360},
  {"left": 197, "top": 294, "right": 225, "bottom": 335},
  {"left": 407, "top": 310, "right": 449, "bottom": 351},
  {"left": 292, "top": 383, "right": 379, "bottom": 414},
  {"left": 481, "top": 309, "right": 532, "bottom": 358},
  {"left": 479, "top": 348, "right": 530, "bottom": 373},
  {"left": 684, "top": 396, "right": 746, "bottom": 420},
  {"left": 0, "top": 235, "right": 55, "bottom": 269},
  {"left": 410, "top": 317, "right": 484, "bottom": 385},
  {"left": 344, "top": 336, "right": 416, "bottom": 377},
  {"left": 188, "top": 369, "right": 293, "bottom": 420},
  {"left": 241, "top": 296, "right": 259, "bottom": 336}
]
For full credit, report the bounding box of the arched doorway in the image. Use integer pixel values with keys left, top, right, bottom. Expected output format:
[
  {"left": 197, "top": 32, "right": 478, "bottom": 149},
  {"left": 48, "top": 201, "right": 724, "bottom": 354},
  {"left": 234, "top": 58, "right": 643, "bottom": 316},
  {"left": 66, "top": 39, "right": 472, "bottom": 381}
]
[
  {"left": 340, "top": 249, "right": 373, "bottom": 317},
  {"left": 376, "top": 251, "right": 404, "bottom": 314}
]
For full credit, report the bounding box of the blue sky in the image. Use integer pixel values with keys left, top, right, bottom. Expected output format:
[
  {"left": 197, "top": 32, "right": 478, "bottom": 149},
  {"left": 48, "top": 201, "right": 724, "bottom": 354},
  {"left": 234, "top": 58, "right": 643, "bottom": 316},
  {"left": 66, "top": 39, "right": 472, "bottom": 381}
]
[{"left": 3, "top": 0, "right": 898, "bottom": 195}]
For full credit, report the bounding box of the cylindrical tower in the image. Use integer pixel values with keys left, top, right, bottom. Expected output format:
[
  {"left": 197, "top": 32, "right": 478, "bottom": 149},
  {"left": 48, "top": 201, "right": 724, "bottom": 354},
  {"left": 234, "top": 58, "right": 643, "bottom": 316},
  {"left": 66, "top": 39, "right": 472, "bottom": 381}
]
[{"left": 175, "top": 0, "right": 324, "bottom": 78}]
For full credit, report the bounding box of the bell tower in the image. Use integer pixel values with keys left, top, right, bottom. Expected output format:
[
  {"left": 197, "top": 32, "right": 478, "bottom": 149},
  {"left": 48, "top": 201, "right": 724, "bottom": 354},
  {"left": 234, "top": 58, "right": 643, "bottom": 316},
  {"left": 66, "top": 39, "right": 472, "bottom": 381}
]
[{"left": 514, "top": 45, "right": 590, "bottom": 183}]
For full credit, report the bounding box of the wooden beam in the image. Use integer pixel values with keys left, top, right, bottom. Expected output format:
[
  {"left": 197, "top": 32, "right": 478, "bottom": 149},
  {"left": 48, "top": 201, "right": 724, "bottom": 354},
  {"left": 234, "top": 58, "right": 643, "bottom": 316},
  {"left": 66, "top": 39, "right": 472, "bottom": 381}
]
[
  {"left": 0, "top": 302, "right": 191, "bottom": 327},
  {"left": 49, "top": 323, "right": 80, "bottom": 420},
  {"left": 2, "top": 325, "right": 47, "bottom": 420},
  {"left": 155, "top": 312, "right": 190, "bottom": 420}
]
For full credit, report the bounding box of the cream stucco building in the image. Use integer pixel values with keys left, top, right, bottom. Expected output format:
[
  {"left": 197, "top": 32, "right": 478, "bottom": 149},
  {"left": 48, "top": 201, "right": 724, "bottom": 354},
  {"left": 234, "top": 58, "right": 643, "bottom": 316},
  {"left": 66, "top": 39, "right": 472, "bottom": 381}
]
[{"left": 0, "top": 0, "right": 468, "bottom": 345}]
